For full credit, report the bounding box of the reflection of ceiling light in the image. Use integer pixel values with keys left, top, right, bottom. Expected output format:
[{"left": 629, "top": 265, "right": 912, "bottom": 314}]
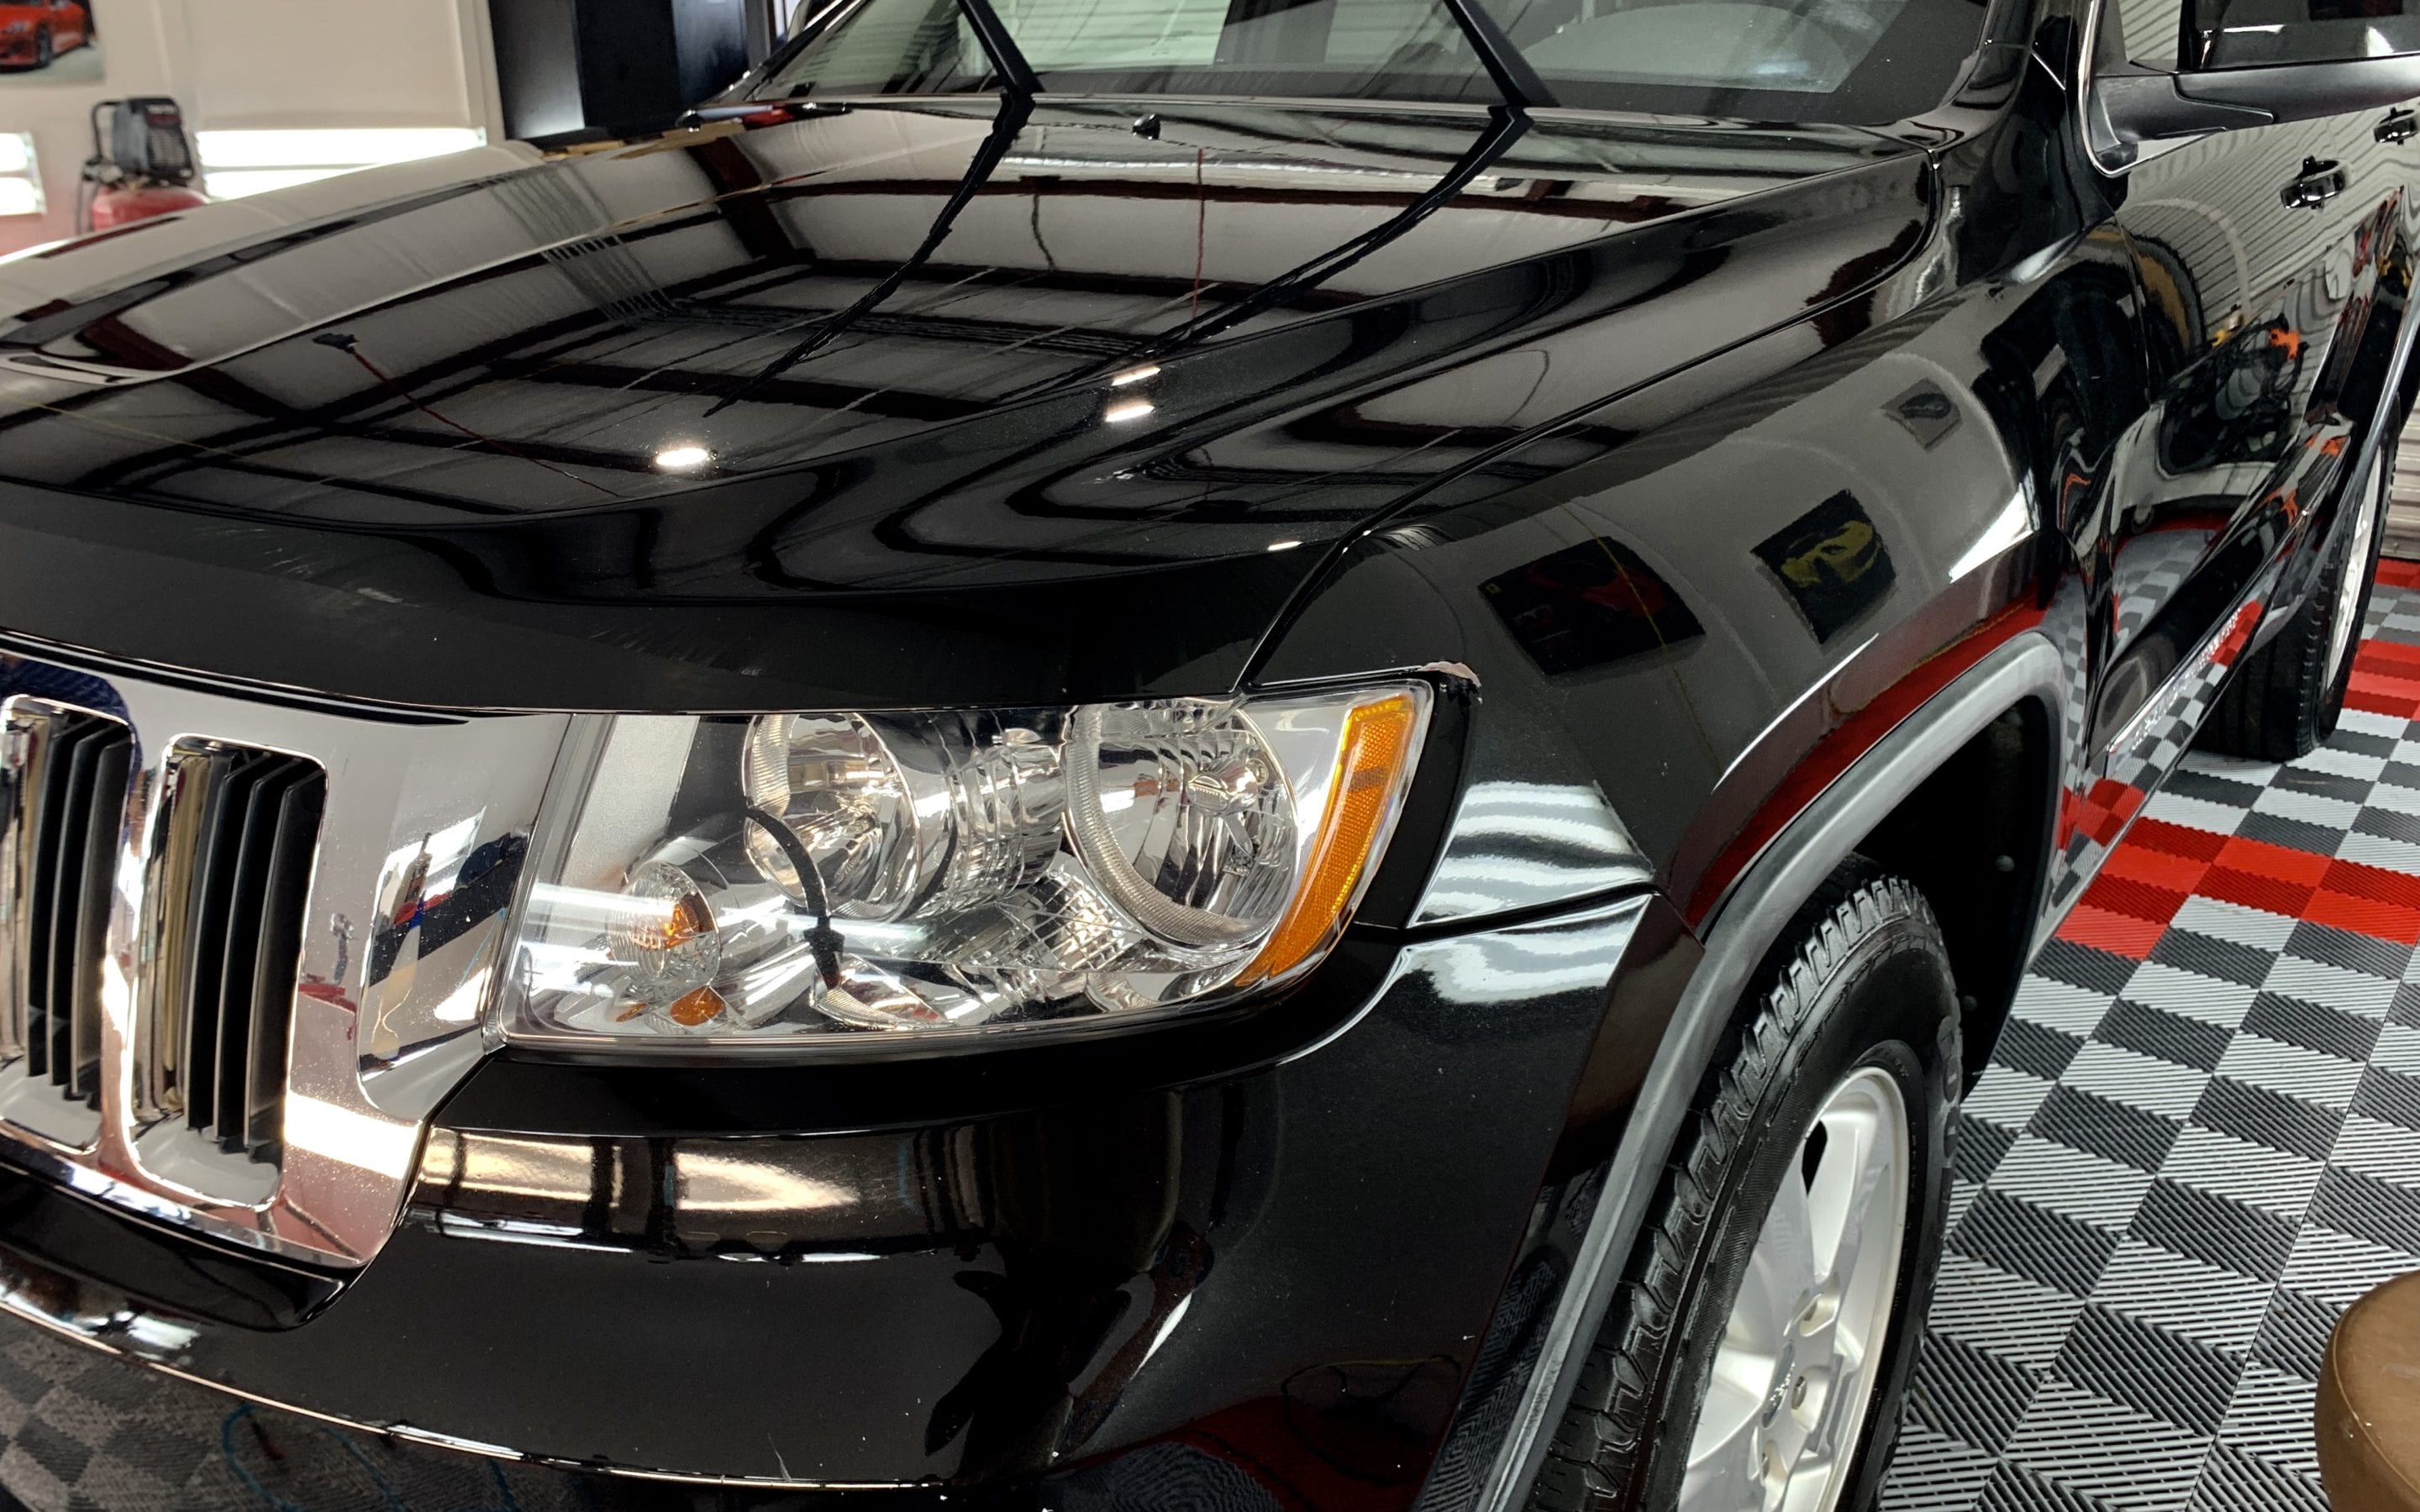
[
  {"left": 674, "top": 1147, "right": 854, "bottom": 1214},
  {"left": 284, "top": 1095, "right": 422, "bottom": 1179},
  {"left": 1111, "top": 364, "right": 1160, "bottom": 387},
  {"left": 1104, "top": 399, "right": 1155, "bottom": 424},
  {"left": 655, "top": 444, "right": 712, "bottom": 470},
  {"left": 1266, "top": 539, "right": 1302, "bottom": 552},
  {"left": 197, "top": 128, "right": 485, "bottom": 168},
  {"left": 195, "top": 128, "right": 487, "bottom": 200},
  {"left": 1948, "top": 489, "right": 2031, "bottom": 581}
]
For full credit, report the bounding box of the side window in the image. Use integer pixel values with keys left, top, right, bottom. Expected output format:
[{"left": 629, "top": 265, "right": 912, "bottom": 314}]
[
  {"left": 2112, "top": 0, "right": 2187, "bottom": 66},
  {"left": 2192, "top": 0, "right": 2420, "bottom": 65}
]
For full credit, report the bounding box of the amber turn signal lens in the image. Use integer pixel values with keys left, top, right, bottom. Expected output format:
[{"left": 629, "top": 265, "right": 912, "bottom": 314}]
[
  {"left": 666, "top": 892, "right": 715, "bottom": 948},
  {"left": 669, "top": 986, "right": 728, "bottom": 1026},
  {"left": 1237, "top": 690, "right": 1423, "bottom": 986},
  {"left": 627, "top": 890, "right": 714, "bottom": 953}
]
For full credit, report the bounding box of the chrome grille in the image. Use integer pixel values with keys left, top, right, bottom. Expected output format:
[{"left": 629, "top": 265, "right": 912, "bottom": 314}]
[
  {"left": 3, "top": 703, "right": 130, "bottom": 1111},
  {"left": 153, "top": 743, "right": 325, "bottom": 1160},
  {"left": 0, "top": 643, "right": 568, "bottom": 1268}
]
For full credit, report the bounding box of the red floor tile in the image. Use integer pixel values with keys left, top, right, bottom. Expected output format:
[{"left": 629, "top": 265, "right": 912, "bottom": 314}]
[
  {"left": 2059, "top": 902, "right": 2170, "bottom": 958},
  {"left": 2053, "top": 558, "right": 2420, "bottom": 953}
]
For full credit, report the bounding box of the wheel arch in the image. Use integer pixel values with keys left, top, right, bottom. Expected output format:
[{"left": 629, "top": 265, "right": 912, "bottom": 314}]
[
  {"left": 1475, "top": 629, "right": 2070, "bottom": 1512},
  {"left": 1859, "top": 690, "right": 2062, "bottom": 1087}
]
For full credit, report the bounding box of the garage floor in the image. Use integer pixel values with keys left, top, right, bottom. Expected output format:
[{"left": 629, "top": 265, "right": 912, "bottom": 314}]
[{"left": 1883, "top": 559, "right": 2420, "bottom": 1511}]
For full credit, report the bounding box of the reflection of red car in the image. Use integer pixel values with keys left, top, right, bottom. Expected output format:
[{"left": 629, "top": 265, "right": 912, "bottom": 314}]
[{"left": 0, "top": 0, "right": 90, "bottom": 68}]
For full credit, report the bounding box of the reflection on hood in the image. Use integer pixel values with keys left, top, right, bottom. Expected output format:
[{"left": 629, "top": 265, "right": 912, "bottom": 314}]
[{"left": 0, "top": 99, "right": 1911, "bottom": 591}]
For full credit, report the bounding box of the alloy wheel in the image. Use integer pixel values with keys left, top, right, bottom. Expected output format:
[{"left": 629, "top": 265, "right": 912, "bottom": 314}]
[{"left": 1681, "top": 1066, "right": 1912, "bottom": 1512}]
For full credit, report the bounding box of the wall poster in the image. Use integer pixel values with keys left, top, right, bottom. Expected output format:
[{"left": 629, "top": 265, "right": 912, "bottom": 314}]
[{"left": 0, "top": 0, "right": 98, "bottom": 81}]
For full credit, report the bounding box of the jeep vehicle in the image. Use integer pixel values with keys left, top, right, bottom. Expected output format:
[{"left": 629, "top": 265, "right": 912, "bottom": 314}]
[{"left": 0, "top": 0, "right": 2411, "bottom": 1505}]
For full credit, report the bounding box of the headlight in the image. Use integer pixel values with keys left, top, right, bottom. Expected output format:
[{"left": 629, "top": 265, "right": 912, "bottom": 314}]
[
  {"left": 496, "top": 684, "right": 1429, "bottom": 1053},
  {"left": 0, "top": 22, "right": 30, "bottom": 34}
]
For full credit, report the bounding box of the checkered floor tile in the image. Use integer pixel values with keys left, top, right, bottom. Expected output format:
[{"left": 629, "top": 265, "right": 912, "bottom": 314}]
[{"left": 1886, "top": 558, "right": 2420, "bottom": 1512}]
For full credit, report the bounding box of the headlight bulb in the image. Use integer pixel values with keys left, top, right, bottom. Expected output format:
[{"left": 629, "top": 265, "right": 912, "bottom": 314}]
[
  {"left": 1063, "top": 701, "right": 1295, "bottom": 949},
  {"left": 742, "top": 714, "right": 936, "bottom": 921},
  {"left": 609, "top": 860, "right": 723, "bottom": 1017}
]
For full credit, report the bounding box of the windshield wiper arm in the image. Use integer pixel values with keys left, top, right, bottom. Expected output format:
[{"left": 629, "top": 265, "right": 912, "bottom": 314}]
[
  {"left": 705, "top": 89, "right": 1033, "bottom": 414},
  {"left": 1083, "top": 102, "right": 1532, "bottom": 370},
  {"left": 704, "top": 0, "right": 1040, "bottom": 412},
  {"left": 1434, "top": 0, "right": 1557, "bottom": 109},
  {"left": 955, "top": 0, "right": 1041, "bottom": 97},
  {"left": 729, "top": 0, "right": 1039, "bottom": 106}
]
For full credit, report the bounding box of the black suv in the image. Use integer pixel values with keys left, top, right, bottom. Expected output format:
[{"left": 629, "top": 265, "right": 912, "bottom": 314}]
[{"left": 0, "top": 0, "right": 2412, "bottom": 1506}]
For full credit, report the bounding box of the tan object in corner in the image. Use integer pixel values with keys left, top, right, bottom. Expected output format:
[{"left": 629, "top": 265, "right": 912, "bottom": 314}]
[{"left": 2320, "top": 1269, "right": 2420, "bottom": 1512}]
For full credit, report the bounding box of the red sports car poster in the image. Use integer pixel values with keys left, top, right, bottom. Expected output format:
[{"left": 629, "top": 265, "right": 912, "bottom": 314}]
[{"left": 0, "top": 0, "right": 97, "bottom": 79}]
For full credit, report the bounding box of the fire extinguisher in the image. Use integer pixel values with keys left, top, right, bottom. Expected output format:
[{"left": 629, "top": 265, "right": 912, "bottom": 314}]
[{"left": 76, "top": 97, "right": 207, "bottom": 233}]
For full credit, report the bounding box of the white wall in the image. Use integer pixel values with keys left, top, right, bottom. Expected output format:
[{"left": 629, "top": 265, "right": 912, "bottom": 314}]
[{"left": 0, "top": 0, "right": 502, "bottom": 254}]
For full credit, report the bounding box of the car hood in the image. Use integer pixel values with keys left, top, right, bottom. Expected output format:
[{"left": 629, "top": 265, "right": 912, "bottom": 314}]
[{"left": 0, "top": 97, "right": 1927, "bottom": 711}]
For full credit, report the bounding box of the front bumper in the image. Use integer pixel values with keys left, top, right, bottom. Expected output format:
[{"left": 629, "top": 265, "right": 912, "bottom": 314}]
[{"left": 0, "top": 895, "right": 1674, "bottom": 1509}]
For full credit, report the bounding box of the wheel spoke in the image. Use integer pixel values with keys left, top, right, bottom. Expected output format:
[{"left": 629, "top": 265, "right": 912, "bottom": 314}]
[
  {"left": 1758, "top": 1156, "right": 1821, "bottom": 1328},
  {"left": 1781, "top": 1447, "right": 1845, "bottom": 1512},
  {"left": 1812, "top": 1104, "right": 1894, "bottom": 1307},
  {"left": 1682, "top": 1375, "right": 1771, "bottom": 1512},
  {"left": 1687, "top": 1065, "right": 1911, "bottom": 1512}
]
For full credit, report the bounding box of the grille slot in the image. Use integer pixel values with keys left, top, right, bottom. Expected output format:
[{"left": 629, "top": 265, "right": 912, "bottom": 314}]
[
  {"left": 160, "top": 746, "right": 324, "bottom": 1159},
  {"left": 2, "top": 704, "right": 131, "bottom": 1110}
]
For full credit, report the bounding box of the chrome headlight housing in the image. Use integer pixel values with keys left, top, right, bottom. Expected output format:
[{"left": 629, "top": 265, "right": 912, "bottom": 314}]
[{"left": 495, "top": 684, "right": 1429, "bottom": 1053}]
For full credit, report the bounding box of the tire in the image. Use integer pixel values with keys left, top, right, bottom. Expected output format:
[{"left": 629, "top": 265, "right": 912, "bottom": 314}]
[
  {"left": 31, "top": 26, "right": 47, "bottom": 66},
  {"left": 1529, "top": 872, "right": 1959, "bottom": 1512},
  {"left": 2199, "top": 441, "right": 2391, "bottom": 761}
]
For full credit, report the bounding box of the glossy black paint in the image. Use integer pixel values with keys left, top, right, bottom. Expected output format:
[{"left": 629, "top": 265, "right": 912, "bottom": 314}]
[
  {"left": 0, "top": 0, "right": 2413, "bottom": 1505},
  {"left": 0, "top": 98, "right": 1909, "bottom": 711},
  {"left": 0, "top": 896, "right": 1669, "bottom": 1505}
]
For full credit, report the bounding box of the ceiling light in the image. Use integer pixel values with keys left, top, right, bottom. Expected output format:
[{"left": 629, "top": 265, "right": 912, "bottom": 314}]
[{"left": 655, "top": 444, "right": 712, "bottom": 470}]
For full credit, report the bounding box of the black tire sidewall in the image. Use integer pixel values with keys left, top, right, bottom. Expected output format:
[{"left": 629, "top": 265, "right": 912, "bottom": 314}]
[
  {"left": 2317, "top": 445, "right": 2391, "bottom": 740},
  {"left": 2197, "top": 437, "right": 2394, "bottom": 760},
  {"left": 1639, "top": 916, "right": 1957, "bottom": 1512}
]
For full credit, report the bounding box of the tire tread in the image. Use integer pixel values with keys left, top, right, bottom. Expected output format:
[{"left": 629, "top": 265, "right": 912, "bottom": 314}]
[{"left": 1526, "top": 874, "right": 1954, "bottom": 1512}]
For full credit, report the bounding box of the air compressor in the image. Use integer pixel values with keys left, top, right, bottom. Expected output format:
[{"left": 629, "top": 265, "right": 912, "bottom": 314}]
[{"left": 76, "top": 96, "right": 207, "bottom": 232}]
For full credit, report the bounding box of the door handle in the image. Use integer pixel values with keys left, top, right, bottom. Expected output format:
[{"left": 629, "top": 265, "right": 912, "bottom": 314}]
[
  {"left": 2380, "top": 109, "right": 2418, "bottom": 144},
  {"left": 2282, "top": 156, "right": 2349, "bottom": 210}
]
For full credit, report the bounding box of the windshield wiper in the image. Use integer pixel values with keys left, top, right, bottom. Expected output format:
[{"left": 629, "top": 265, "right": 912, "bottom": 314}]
[
  {"left": 953, "top": 0, "right": 1040, "bottom": 97},
  {"left": 1086, "top": 102, "right": 1533, "bottom": 370},
  {"left": 706, "top": 90, "right": 1031, "bottom": 414},
  {"left": 708, "top": 0, "right": 1040, "bottom": 413},
  {"left": 711, "top": 0, "right": 1540, "bottom": 410},
  {"left": 1435, "top": 0, "right": 1558, "bottom": 109}
]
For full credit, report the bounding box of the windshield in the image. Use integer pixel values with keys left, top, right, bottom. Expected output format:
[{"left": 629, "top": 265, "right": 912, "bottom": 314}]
[{"left": 754, "top": 0, "right": 1992, "bottom": 124}]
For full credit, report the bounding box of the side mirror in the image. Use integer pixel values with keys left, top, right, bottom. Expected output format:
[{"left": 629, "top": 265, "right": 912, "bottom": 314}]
[{"left": 2096, "top": 55, "right": 2420, "bottom": 145}]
